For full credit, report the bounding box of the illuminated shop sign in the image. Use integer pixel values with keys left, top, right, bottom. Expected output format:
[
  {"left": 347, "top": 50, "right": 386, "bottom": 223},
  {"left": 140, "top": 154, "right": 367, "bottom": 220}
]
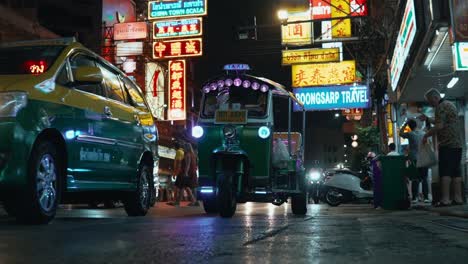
[
  {"left": 153, "top": 38, "right": 202, "bottom": 59},
  {"left": 145, "top": 62, "right": 166, "bottom": 120},
  {"left": 148, "top": 0, "right": 207, "bottom": 20},
  {"left": 281, "top": 11, "right": 312, "bottom": 46},
  {"left": 292, "top": 60, "right": 356, "bottom": 87},
  {"left": 331, "top": 0, "right": 351, "bottom": 38},
  {"left": 116, "top": 42, "right": 143, "bottom": 56},
  {"left": 153, "top": 18, "right": 202, "bottom": 39},
  {"left": 453, "top": 42, "right": 468, "bottom": 71},
  {"left": 114, "top": 22, "right": 148, "bottom": 40},
  {"left": 310, "top": 0, "right": 368, "bottom": 19},
  {"left": 293, "top": 84, "right": 371, "bottom": 111},
  {"left": 282, "top": 48, "right": 340, "bottom": 65},
  {"left": 389, "top": 0, "right": 416, "bottom": 91},
  {"left": 168, "top": 60, "right": 186, "bottom": 120}
]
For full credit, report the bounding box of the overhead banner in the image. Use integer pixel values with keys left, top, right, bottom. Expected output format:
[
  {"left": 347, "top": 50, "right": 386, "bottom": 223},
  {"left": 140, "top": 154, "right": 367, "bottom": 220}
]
[
  {"left": 453, "top": 42, "right": 468, "bottom": 71},
  {"left": 293, "top": 85, "right": 371, "bottom": 111},
  {"left": 450, "top": 0, "right": 468, "bottom": 41},
  {"left": 389, "top": 0, "right": 417, "bottom": 91},
  {"left": 282, "top": 48, "right": 340, "bottom": 65},
  {"left": 153, "top": 38, "right": 203, "bottom": 59},
  {"left": 148, "top": 0, "right": 207, "bottom": 20},
  {"left": 310, "top": 0, "right": 368, "bottom": 18},
  {"left": 116, "top": 42, "right": 143, "bottom": 56},
  {"left": 292, "top": 60, "right": 356, "bottom": 87},
  {"left": 153, "top": 18, "right": 202, "bottom": 39},
  {"left": 331, "top": 0, "right": 352, "bottom": 38},
  {"left": 114, "top": 22, "right": 148, "bottom": 40},
  {"left": 281, "top": 11, "right": 313, "bottom": 46},
  {"left": 145, "top": 62, "right": 166, "bottom": 120},
  {"left": 168, "top": 60, "right": 186, "bottom": 120}
]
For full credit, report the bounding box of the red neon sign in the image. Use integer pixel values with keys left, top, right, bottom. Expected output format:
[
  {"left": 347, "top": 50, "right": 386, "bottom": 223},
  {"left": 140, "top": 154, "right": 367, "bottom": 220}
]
[
  {"left": 153, "top": 18, "right": 202, "bottom": 39},
  {"left": 153, "top": 38, "right": 202, "bottom": 59},
  {"left": 310, "top": 0, "right": 367, "bottom": 19},
  {"left": 168, "top": 60, "right": 186, "bottom": 120},
  {"left": 25, "top": 60, "right": 47, "bottom": 74}
]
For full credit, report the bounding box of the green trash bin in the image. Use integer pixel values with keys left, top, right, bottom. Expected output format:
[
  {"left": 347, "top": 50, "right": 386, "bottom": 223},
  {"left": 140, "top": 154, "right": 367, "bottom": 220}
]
[{"left": 377, "top": 155, "right": 410, "bottom": 210}]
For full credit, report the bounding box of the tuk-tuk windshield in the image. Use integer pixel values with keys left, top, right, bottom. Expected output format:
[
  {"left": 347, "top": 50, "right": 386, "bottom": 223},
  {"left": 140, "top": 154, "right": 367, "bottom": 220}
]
[{"left": 202, "top": 86, "right": 268, "bottom": 118}]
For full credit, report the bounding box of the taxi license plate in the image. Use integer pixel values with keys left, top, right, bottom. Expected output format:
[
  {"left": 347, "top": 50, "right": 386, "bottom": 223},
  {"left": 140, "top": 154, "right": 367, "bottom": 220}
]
[{"left": 214, "top": 110, "right": 247, "bottom": 124}]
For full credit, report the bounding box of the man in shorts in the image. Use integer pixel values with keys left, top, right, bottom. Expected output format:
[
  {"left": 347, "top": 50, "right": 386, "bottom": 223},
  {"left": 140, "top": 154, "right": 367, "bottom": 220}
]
[{"left": 421, "top": 89, "right": 464, "bottom": 206}]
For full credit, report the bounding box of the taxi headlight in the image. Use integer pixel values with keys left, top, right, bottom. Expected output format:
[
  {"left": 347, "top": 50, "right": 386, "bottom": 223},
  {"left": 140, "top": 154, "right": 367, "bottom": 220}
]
[
  {"left": 223, "top": 125, "right": 236, "bottom": 139},
  {"left": 0, "top": 92, "right": 28, "bottom": 117},
  {"left": 192, "top": 126, "right": 204, "bottom": 139}
]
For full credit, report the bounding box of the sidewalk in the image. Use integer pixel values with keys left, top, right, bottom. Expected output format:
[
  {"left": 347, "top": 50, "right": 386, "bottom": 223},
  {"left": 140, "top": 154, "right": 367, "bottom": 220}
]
[{"left": 413, "top": 202, "right": 468, "bottom": 219}]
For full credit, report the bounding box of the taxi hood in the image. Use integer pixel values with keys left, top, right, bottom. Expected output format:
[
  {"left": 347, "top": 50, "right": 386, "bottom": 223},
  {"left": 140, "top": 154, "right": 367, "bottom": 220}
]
[{"left": 0, "top": 74, "right": 50, "bottom": 92}]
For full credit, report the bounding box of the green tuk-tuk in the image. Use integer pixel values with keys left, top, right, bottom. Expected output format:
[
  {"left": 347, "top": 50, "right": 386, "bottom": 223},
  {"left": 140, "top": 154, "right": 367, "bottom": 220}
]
[{"left": 192, "top": 64, "right": 308, "bottom": 217}]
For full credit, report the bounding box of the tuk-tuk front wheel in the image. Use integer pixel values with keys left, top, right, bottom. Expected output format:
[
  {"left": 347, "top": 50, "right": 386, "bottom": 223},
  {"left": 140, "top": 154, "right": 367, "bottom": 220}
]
[
  {"left": 291, "top": 193, "right": 307, "bottom": 215},
  {"left": 218, "top": 172, "right": 237, "bottom": 218}
]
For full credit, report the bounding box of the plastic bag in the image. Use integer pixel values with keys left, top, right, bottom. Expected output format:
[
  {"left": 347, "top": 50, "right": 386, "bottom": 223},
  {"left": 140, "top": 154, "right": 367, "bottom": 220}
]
[
  {"left": 273, "top": 138, "right": 289, "bottom": 168},
  {"left": 416, "top": 142, "right": 437, "bottom": 168}
]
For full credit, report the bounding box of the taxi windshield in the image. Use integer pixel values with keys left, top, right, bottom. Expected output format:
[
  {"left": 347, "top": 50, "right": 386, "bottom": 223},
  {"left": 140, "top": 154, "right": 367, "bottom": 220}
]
[
  {"left": 0, "top": 45, "right": 65, "bottom": 75},
  {"left": 202, "top": 85, "right": 268, "bottom": 118}
]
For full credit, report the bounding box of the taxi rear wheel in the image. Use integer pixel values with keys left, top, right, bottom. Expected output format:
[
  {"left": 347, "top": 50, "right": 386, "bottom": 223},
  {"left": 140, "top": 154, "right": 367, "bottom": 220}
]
[{"left": 124, "top": 164, "right": 151, "bottom": 216}]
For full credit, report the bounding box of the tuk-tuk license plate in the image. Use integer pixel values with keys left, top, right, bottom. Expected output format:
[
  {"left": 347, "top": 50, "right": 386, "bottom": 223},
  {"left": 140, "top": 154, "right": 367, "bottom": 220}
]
[{"left": 214, "top": 110, "right": 247, "bottom": 124}]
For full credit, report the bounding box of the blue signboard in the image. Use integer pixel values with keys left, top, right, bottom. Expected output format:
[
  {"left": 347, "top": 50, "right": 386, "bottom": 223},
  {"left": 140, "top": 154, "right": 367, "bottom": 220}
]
[
  {"left": 293, "top": 84, "right": 371, "bottom": 111},
  {"left": 148, "top": 0, "right": 207, "bottom": 20}
]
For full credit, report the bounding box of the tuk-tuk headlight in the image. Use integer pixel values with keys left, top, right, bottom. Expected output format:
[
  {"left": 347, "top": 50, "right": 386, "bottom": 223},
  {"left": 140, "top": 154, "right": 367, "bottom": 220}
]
[
  {"left": 192, "top": 126, "right": 204, "bottom": 138},
  {"left": 223, "top": 125, "right": 236, "bottom": 139},
  {"left": 258, "top": 126, "right": 270, "bottom": 139}
]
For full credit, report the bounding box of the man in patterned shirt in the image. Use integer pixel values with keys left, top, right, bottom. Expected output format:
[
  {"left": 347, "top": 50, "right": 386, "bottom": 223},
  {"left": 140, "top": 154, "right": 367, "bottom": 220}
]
[{"left": 421, "top": 89, "right": 464, "bottom": 206}]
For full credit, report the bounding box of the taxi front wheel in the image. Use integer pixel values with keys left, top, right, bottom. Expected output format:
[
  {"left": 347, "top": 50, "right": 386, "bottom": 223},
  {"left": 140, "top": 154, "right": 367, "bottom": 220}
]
[{"left": 123, "top": 164, "right": 152, "bottom": 216}]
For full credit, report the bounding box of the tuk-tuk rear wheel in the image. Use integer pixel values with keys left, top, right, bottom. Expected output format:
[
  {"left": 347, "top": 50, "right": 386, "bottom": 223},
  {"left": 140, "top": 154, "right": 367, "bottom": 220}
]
[{"left": 291, "top": 193, "right": 307, "bottom": 215}]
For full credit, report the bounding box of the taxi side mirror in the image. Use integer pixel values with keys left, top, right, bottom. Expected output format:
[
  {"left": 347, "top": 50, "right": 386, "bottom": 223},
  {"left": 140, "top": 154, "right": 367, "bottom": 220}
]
[{"left": 73, "top": 66, "right": 103, "bottom": 84}]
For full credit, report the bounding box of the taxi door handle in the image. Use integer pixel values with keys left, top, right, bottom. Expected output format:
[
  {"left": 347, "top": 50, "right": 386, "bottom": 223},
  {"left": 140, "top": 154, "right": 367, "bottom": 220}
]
[{"left": 104, "top": 106, "right": 112, "bottom": 117}]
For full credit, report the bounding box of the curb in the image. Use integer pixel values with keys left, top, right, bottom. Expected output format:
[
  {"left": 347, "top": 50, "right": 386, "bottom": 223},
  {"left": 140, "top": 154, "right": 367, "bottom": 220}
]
[{"left": 413, "top": 205, "right": 468, "bottom": 219}]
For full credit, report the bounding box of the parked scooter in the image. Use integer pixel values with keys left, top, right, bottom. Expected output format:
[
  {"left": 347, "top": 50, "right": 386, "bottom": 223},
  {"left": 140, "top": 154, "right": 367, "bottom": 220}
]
[
  {"left": 306, "top": 168, "right": 323, "bottom": 204},
  {"left": 321, "top": 168, "right": 373, "bottom": 206}
]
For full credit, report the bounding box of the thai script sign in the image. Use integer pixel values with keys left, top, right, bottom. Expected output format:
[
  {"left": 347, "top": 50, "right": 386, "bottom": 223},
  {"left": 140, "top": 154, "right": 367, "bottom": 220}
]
[
  {"left": 389, "top": 0, "right": 416, "bottom": 91},
  {"left": 281, "top": 11, "right": 312, "bottom": 46},
  {"left": 153, "top": 38, "right": 203, "bottom": 59},
  {"left": 292, "top": 60, "right": 356, "bottom": 87},
  {"left": 114, "top": 22, "right": 148, "bottom": 40},
  {"left": 148, "top": 0, "right": 207, "bottom": 20},
  {"left": 153, "top": 18, "right": 202, "bottom": 39},
  {"left": 310, "top": 0, "right": 368, "bottom": 19},
  {"left": 282, "top": 48, "right": 340, "bottom": 65},
  {"left": 293, "top": 85, "right": 371, "bottom": 111},
  {"left": 168, "top": 60, "right": 186, "bottom": 120}
]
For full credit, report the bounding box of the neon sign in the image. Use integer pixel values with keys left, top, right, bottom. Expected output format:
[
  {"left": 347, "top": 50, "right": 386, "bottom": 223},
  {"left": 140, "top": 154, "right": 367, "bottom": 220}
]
[
  {"left": 148, "top": 0, "right": 207, "bottom": 20},
  {"left": 153, "top": 18, "right": 202, "bottom": 39},
  {"left": 26, "top": 61, "right": 46, "bottom": 74},
  {"left": 291, "top": 60, "right": 356, "bottom": 87},
  {"left": 168, "top": 60, "right": 186, "bottom": 120},
  {"left": 152, "top": 38, "right": 203, "bottom": 59}
]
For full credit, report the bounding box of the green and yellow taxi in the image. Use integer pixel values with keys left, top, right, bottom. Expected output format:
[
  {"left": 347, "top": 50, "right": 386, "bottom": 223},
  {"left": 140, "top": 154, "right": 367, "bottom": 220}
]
[
  {"left": 192, "top": 64, "right": 308, "bottom": 218},
  {"left": 0, "top": 38, "right": 158, "bottom": 224}
]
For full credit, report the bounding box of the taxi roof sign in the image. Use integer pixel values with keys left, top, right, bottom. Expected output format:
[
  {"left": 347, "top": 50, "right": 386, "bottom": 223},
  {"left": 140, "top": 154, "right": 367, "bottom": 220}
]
[{"left": 223, "top": 64, "right": 251, "bottom": 71}]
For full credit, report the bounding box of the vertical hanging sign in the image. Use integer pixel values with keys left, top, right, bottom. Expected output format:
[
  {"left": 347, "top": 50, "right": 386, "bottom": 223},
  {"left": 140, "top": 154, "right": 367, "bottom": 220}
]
[
  {"left": 331, "top": 0, "right": 352, "bottom": 38},
  {"left": 168, "top": 60, "right": 186, "bottom": 120}
]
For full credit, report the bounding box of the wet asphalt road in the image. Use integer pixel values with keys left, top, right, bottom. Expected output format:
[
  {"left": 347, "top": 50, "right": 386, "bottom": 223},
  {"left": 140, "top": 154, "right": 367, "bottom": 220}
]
[{"left": 1, "top": 202, "right": 468, "bottom": 264}]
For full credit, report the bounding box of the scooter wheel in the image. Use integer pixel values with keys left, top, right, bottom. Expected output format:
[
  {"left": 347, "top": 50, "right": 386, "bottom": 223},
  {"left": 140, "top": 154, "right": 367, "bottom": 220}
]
[{"left": 325, "top": 188, "right": 342, "bottom": 207}]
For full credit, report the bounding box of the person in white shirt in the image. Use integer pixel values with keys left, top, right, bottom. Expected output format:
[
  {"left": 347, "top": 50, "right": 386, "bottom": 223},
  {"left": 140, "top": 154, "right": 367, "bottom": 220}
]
[{"left": 387, "top": 143, "right": 400, "bottom": 156}]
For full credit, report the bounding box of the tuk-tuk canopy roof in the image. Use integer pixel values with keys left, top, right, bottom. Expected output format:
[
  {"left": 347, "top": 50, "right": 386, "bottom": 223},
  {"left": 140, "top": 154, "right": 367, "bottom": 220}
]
[{"left": 201, "top": 74, "right": 304, "bottom": 109}]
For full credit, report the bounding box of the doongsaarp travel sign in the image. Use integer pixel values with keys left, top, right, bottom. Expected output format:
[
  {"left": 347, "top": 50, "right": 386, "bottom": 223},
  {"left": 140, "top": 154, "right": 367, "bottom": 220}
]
[
  {"left": 153, "top": 38, "right": 203, "bottom": 59},
  {"left": 291, "top": 60, "right": 356, "bottom": 87},
  {"left": 168, "top": 60, "right": 186, "bottom": 120},
  {"left": 148, "top": 0, "right": 207, "bottom": 20},
  {"left": 282, "top": 48, "right": 340, "bottom": 65},
  {"left": 450, "top": 0, "right": 468, "bottom": 41},
  {"left": 153, "top": 17, "right": 202, "bottom": 39},
  {"left": 293, "top": 84, "right": 371, "bottom": 111}
]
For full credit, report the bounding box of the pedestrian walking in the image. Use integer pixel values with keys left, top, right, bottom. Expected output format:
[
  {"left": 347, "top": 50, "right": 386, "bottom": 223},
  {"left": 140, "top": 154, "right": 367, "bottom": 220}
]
[
  {"left": 167, "top": 141, "right": 185, "bottom": 206},
  {"left": 185, "top": 143, "right": 200, "bottom": 206},
  {"left": 420, "top": 88, "right": 464, "bottom": 207},
  {"left": 400, "top": 119, "right": 429, "bottom": 202}
]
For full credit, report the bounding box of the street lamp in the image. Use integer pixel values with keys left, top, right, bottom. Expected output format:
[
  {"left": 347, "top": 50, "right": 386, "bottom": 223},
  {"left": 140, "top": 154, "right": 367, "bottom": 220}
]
[{"left": 277, "top": 10, "right": 289, "bottom": 22}]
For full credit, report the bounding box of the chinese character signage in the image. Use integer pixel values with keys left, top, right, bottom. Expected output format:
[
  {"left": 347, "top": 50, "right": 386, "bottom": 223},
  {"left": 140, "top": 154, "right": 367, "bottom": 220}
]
[
  {"left": 168, "top": 60, "right": 186, "bottom": 120},
  {"left": 153, "top": 38, "right": 202, "bottom": 59},
  {"left": 331, "top": 0, "right": 352, "bottom": 38},
  {"left": 148, "top": 0, "right": 207, "bottom": 20},
  {"left": 292, "top": 60, "right": 356, "bottom": 87},
  {"left": 453, "top": 42, "right": 468, "bottom": 71},
  {"left": 310, "top": 0, "right": 367, "bottom": 18},
  {"left": 114, "top": 22, "right": 148, "bottom": 40},
  {"left": 389, "top": 0, "right": 416, "bottom": 91},
  {"left": 145, "top": 62, "right": 166, "bottom": 120},
  {"left": 450, "top": 0, "right": 468, "bottom": 41},
  {"left": 153, "top": 18, "right": 202, "bottom": 39},
  {"left": 293, "top": 85, "right": 370, "bottom": 111},
  {"left": 282, "top": 48, "right": 340, "bottom": 65},
  {"left": 281, "top": 11, "right": 313, "bottom": 46}
]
